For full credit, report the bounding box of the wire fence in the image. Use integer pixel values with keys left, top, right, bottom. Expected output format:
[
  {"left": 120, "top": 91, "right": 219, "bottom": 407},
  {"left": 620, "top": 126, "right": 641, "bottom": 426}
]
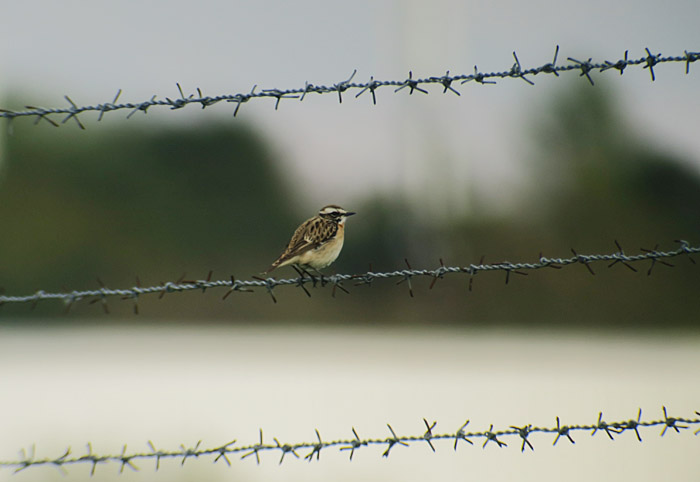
[
  {"left": 0, "top": 47, "right": 698, "bottom": 127},
  {"left": 1, "top": 407, "right": 697, "bottom": 474},
  {"left": 1, "top": 46, "right": 699, "bottom": 479},
  {"left": 0, "top": 240, "right": 696, "bottom": 311}
]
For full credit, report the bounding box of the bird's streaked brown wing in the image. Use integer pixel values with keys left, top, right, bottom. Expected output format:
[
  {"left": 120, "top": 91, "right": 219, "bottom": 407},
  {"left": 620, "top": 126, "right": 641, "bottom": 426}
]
[{"left": 266, "top": 217, "right": 337, "bottom": 272}]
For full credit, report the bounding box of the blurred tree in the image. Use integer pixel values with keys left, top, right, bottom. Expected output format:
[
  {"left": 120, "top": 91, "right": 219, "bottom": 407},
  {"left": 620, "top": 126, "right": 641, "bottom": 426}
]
[
  {"left": 0, "top": 118, "right": 297, "bottom": 309},
  {"left": 1, "top": 84, "right": 697, "bottom": 327},
  {"left": 437, "top": 81, "right": 700, "bottom": 328},
  {"left": 521, "top": 82, "right": 700, "bottom": 250}
]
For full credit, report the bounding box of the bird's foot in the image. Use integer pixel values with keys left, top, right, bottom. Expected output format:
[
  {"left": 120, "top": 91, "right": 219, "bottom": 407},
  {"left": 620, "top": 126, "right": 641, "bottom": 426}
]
[{"left": 294, "top": 265, "right": 319, "bottom": 287}]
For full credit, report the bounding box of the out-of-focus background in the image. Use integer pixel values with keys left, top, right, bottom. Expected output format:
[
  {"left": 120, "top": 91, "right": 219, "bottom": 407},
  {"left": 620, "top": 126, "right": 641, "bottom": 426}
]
[{"left": 1, "top": 1, "right": 699, "bottom": 481}]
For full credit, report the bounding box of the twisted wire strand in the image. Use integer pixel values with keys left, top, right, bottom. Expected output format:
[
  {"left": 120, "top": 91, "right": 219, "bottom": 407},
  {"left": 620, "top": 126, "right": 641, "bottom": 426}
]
[
  {"left": 0, "top": 241, "right": 696, "bottom": 309},
  {"left": 1, "top": 408, "right": 698, "bottom": 473},
  {"left": 1, "top": 47, "right": 698, "bottom": 126}
]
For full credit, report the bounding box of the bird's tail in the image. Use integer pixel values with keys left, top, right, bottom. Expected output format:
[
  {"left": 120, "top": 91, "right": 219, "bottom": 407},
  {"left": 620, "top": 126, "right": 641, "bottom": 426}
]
[{"left": 263, "top": 258, "right": 282, "bottom": 274}]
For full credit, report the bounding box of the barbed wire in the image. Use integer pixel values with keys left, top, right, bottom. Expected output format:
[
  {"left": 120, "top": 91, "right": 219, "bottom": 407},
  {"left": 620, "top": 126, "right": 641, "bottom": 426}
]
[
  {"left": 1, "top": 47, "right": 698, "bottom": 127},
  {"left": 0, "top": 240, "right": 696, "bottom": 311},
  {"left": 1, "top": 407, "right": 697, "bottom": 474}
]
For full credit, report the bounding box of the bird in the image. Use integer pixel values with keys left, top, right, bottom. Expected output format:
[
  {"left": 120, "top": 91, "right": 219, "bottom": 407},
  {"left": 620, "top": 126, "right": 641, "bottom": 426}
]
[{"left": 265, "top": 205, "right": 356, "bottom": 275}]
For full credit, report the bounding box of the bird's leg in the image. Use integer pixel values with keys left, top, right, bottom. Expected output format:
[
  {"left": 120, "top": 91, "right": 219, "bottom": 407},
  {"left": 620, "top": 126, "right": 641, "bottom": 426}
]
[
  {"left": 311, "top": 267, "right": 327, "bottom": 286},
  {"left": 294, "top": 265, "right": 318, "bottom": 287},
  {"left": 291, "top": 265, "right": 312, "bottom": 297}
]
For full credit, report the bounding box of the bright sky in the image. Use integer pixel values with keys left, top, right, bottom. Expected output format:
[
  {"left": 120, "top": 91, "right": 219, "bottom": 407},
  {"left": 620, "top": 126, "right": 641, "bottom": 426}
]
[{"left": 1, "top": 0, "right": 699, "bottom": 216}]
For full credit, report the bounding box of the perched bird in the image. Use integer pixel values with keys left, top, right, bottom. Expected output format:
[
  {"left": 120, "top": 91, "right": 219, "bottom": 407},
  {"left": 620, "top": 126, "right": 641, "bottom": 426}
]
[{"left": 265, "top": 205, "right": 356, "bottom": 274}]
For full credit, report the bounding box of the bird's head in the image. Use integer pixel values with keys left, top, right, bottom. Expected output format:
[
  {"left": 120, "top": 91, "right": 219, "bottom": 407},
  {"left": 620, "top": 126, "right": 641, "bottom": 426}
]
[{"left": 319, "top": 205, "right": 356, "bottom": 224}]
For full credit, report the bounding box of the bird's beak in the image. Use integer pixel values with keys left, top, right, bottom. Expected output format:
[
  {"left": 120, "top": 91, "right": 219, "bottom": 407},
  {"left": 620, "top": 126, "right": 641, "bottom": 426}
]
[{"left": 345, "top": 211, "right": 356, "bottom": 217}]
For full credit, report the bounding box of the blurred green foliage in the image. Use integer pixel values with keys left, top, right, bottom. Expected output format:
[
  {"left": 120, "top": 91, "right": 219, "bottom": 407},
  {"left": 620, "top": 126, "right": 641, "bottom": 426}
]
[
  {"left": 0, "top": 120, "right": 297, "bottom": 302},
  {"left": 441, "top": 82, "right": 700, "bottom": 327},
  {"left": 1, "top": 83, "right": 698, "bottom": 327}
]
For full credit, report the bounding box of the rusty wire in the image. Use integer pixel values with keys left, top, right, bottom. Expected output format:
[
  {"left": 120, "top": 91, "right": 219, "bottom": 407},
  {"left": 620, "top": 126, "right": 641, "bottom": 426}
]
[
  {"left": 1, "top": 47, "right": 698, "bottom": 127},
  {"left": 0, "top": 407, "right": 697, "bottom": 474},
  {"left": 0, "top": 240, "right": 696, "bottom": 310}
]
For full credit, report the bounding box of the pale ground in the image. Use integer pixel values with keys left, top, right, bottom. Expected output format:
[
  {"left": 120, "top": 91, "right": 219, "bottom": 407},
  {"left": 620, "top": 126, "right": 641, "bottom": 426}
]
[{"left": 1, "top": 324, "right": 698, "bottom": 481}]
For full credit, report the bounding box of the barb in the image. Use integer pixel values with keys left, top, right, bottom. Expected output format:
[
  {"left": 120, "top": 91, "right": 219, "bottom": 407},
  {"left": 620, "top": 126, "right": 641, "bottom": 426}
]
[
  {"left": 1, "top": 409, "right": 697, "bottom": 473},
  {"left": 0, "top": 240, "right": 697, "bottom": 310},
  {"left": 2, "top": 47, "right": 698, "bottom": 125}
]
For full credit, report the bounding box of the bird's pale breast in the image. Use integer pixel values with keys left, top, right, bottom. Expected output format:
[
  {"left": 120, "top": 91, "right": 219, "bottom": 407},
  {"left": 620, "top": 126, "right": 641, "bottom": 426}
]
[{"left": 297, "top": 227, "right": 344, "bottom": 270}]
